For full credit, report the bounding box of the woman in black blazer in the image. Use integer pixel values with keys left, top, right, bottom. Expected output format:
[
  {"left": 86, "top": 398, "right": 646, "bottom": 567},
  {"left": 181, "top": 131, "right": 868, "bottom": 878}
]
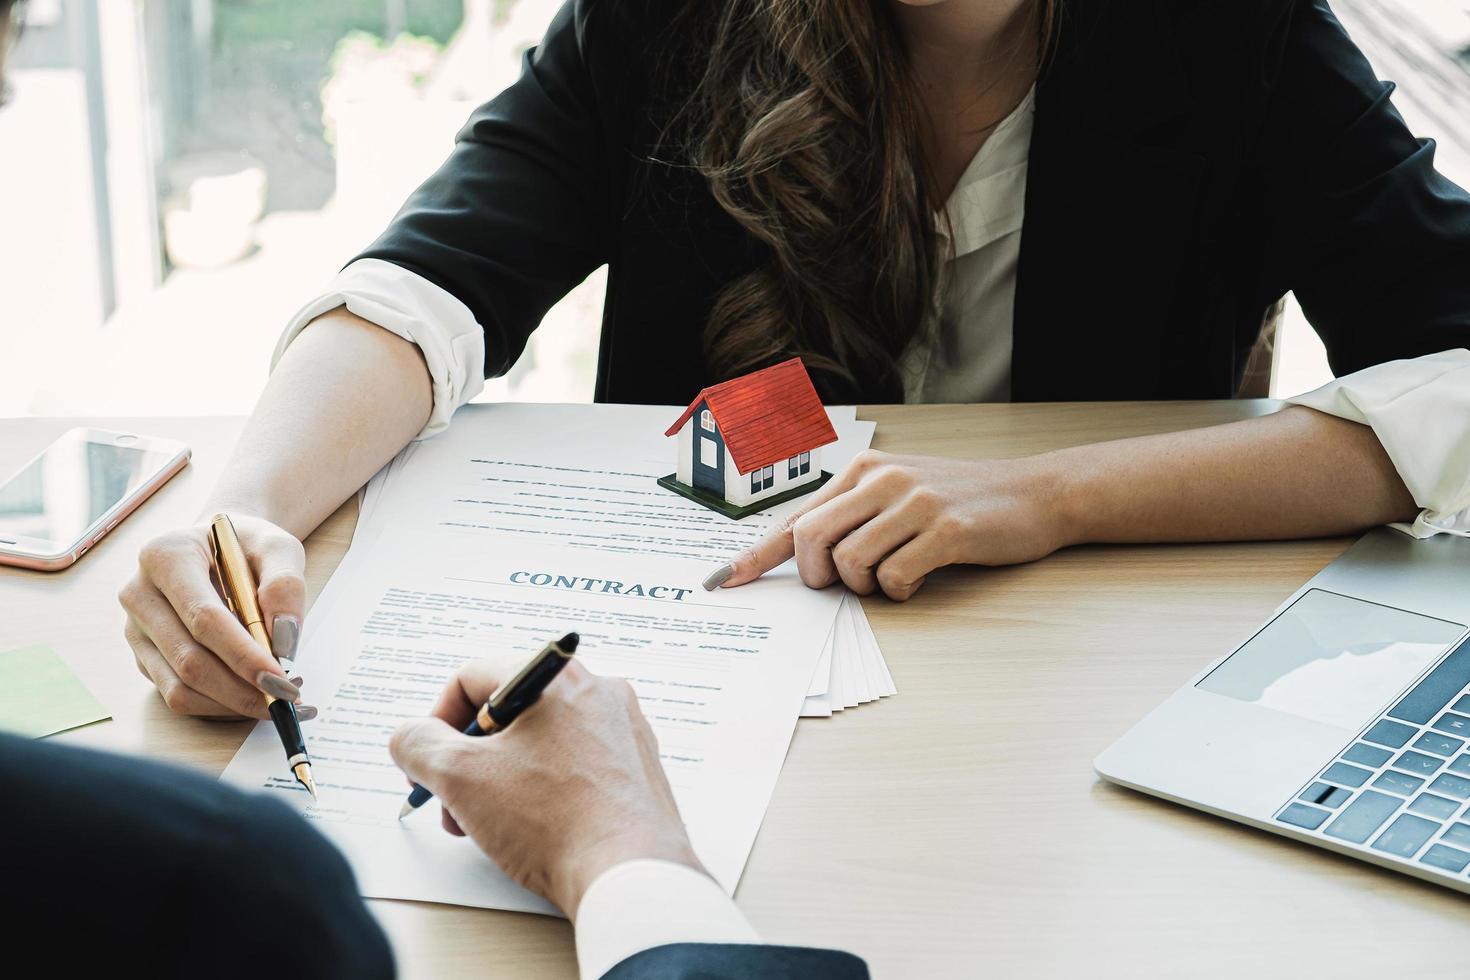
[
  {"left": 359, "top": 0, "right": 1470, "bottom": 406},
  {"left": 337, "top": 0, "right": 1470, "bottom": 600},
  {"left": 127, "top": 0, "right": 1468, "bottom": 713}
]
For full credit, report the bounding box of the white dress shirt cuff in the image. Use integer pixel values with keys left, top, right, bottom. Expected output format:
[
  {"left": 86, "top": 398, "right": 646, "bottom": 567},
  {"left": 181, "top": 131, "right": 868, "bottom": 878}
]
[
  {"left": 1287, "top": 349, "right": 1470, "bottom": 537},
  {"left": 574, "top": 860, "right": 759, "bottom": 980},
  {"left": 271, "top": 257, "right": 486, "bottom": 440}
]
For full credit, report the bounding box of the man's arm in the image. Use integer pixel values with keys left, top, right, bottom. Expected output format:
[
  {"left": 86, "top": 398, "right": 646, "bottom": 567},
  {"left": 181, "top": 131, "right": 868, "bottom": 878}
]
[
  {"left": 389, "top": 658, "right": 870, "bottom": 980},
  {"left": 0, "top": 733, "right": 394, "bottom": 978}
]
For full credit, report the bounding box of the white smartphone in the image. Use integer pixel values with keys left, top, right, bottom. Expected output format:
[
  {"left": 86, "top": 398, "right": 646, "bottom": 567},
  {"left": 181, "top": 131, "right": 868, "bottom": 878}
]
[{"left": 0, "top": 427, "right": 191, "bottom": 571}]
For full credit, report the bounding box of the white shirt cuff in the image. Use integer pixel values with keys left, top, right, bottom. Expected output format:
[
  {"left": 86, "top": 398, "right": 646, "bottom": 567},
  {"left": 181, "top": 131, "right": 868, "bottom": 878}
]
[
  {"left": 1287, "top": 349, "right": 1470, "bottom": 537},
  {"left": 271, "top": 257, "right": 487, "bottom": 440},
  {"left": 574, "top": 860, "right": 759, "bottom": 980}
]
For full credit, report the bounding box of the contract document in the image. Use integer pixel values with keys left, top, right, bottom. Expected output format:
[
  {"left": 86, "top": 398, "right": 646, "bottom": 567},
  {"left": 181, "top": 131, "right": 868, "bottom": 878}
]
[
  {"left": 337, "top": 404, "right": 895, "bottom": 713},
  {"left": 221, "top": 527, "right": 841, "bottom": 913}
]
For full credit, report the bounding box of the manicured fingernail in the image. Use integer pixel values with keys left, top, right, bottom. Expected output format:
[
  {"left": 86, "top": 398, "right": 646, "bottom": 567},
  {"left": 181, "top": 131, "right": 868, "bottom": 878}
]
[
  {"left": 291, "top": 675, "right": 305, "bottom": 688},
  {"left": 258, "top": 672, "right": 301, "bottom": 702},
  {"left": 297, "top": 705, "right": 318, "bottom": 721},
  {"left": 702, "top": 563, "right": 733, "bottom": 591},
  {"left": 273, "top": 615, "right": 300, "bottom": 661}
]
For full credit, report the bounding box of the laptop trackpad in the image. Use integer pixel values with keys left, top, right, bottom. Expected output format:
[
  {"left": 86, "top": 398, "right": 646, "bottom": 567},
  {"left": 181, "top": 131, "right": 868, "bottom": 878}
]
[{"left": 1196, "top": 589, "right": 1464, "bottom": 730}]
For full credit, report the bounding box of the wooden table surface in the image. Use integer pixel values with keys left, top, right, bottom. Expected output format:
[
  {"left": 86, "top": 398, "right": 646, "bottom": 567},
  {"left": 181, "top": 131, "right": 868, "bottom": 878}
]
[{"left": 4, "top": 403, "right": 1468, "bottom": 979}]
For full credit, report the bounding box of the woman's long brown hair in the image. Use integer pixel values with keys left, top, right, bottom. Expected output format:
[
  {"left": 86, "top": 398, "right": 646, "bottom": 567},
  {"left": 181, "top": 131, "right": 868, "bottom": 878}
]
[{"left": 681, "top": 0, "right": 1058, "bottom": 402}]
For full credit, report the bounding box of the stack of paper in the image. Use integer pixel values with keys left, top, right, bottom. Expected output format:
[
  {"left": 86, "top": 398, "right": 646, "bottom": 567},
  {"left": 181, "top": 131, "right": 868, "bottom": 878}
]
[{"left": 222, "top": 403, "right": 894, "bottom": 913}]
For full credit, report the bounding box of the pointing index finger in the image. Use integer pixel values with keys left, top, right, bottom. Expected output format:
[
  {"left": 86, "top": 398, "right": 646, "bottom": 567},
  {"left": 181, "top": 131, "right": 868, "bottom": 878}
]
[{"left": 717, "top": 468, "right": 856, "bottom": 588}]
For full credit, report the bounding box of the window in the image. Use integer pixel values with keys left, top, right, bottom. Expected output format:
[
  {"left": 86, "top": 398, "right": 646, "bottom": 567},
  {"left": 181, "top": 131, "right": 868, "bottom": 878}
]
[
  {"left": 799, "top": 451, "right": 811, "bottom": 475},
  {"left": 0, "top": 1, "right": 603, "bottom": 418},
  {"left": 751, "top": 465, "right": 774, "bottom": 493},
  {"left": 700, "top": 410, "right": 715, "bottom": 433},
  {"left": 700, "top": 437, "right": 716, "bottom": 468},
  {"left": 788, "top": 451, "right": 811, "bottom": 478}
]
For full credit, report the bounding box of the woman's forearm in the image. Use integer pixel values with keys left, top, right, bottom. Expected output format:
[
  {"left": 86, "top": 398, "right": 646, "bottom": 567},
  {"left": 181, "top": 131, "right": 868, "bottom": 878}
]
[
  {"left": 205, "top": 308, "right": 434, "bottom": 539},
  {"left": 1053, "top": 405, "right": 1420, "bottom": 547}
]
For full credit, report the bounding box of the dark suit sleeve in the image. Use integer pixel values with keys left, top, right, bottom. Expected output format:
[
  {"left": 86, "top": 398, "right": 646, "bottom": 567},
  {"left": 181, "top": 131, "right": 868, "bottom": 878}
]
[
  {"left": 1251, "top": 0, "right": 1470, "bottom": 373},
  {"left": 353, "top": 0, "right": 615, "bottom": 380},
  {"left": 601, "top": 943, "right": 869, "bottom": 980},
  {"left": 0, "top": 734, "right": 393, "bottom": 980}
]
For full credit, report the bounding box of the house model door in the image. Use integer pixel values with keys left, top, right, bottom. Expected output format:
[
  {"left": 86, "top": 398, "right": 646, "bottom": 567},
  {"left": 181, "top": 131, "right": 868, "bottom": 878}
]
[{"left": 693, "top": 404, "right": 724, "bottom": 495}]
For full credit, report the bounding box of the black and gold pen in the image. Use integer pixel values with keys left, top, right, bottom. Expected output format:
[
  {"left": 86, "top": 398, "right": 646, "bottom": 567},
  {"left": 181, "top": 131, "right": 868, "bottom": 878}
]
[
  {"left": 209, "top": 514, "right": 318, "bottom": 801},
  {"left": 398, "top": 631, "right": 579, "bottom": 819}
]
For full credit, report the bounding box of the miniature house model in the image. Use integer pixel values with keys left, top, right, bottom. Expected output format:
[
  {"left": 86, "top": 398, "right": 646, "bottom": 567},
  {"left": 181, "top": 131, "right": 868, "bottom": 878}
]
[{"left": 658, "top": 357, "right": 838, "bottom": 519}]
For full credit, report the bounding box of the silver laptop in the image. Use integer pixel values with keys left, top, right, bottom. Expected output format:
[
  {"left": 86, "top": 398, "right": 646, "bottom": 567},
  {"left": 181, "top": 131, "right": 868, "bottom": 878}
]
[{"left": 1096, "top": 527, "right": 1470, "bottom": 891}]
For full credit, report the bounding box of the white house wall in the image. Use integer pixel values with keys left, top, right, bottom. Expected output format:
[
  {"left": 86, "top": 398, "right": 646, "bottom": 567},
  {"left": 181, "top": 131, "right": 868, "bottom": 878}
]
[
  {"left": 675, "top": 421, "right": 693, "bottom": 485},
  {"left": 724, "top": 445, "right": 825, "bottom": 507}
]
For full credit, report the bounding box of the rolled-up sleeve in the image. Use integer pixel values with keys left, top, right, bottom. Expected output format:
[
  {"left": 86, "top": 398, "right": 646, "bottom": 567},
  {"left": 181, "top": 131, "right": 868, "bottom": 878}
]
[
  {"left": 270, "top": 0, "right": 619, "bottom": 439},
  {"left": 1289, "top": 349, "right": 1470, "bottom": 537},
  {"left": 272, "top": 258, "right": 486, "bottom": 439}
]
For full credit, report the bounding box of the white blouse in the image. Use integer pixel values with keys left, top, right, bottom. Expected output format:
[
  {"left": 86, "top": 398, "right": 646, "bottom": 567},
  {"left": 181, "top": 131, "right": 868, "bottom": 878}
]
[{"left": 900, "top": 85, "right": 1034, "bottom": 404}]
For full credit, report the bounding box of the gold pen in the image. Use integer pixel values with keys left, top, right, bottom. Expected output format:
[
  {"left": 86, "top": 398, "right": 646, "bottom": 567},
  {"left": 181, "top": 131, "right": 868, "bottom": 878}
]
[{"left": 209, "top": 514, "right": 318, "bottom": 801}]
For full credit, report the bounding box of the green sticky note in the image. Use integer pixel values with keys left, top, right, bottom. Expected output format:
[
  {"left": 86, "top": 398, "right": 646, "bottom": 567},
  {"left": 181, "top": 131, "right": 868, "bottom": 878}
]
[{"left": 0, "top": 645, "right": 111, "bottom": 738}]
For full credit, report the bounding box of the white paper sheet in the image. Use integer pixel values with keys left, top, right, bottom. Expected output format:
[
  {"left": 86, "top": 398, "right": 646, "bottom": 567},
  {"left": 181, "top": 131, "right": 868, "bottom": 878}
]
[
  {"left": 355, "top": 404, "right": 871, "bottom": 565},
  {"left": 222, "top": 528, "right": 841, "bottom": 912},
  {"left": 327, "top": 404, "right": 889, "bottom": 719}
]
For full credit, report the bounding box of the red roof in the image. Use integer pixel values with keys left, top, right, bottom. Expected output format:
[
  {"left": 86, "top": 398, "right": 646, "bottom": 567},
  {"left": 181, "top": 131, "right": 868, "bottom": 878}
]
[{"left": 665, "top": 358, "right": 838, "bottom": 475}]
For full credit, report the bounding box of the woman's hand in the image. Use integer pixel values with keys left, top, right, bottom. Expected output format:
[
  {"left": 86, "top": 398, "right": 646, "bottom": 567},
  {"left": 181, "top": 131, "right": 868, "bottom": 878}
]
[
  {"left": 712, "top": 449, "right": 1073, "bottom": 601},
  {"left": 389, "top": 658, "right": 704, "bottom": 918},
  {"left": 119, "top": 514, "right": 313, "bottom": 719},
  {"left": 711, "top": 407, "right": 1425, "bottom": 602}
]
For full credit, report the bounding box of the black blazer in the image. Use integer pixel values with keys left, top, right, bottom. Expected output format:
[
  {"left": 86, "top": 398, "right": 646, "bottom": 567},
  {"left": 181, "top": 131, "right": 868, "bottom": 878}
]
[
  {"left": 0, "top": 734, "right": 394, "bottom": 979},
  {"left": 356, "top": 0, "right": 1470, "bottom": 404},
  {"left": 604, "top": 943, "right": 869, "bottom": 979}
]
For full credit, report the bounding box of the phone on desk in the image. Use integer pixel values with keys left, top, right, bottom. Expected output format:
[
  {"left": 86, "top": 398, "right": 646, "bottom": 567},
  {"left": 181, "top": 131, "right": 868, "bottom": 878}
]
[{"left": 0, "top": 427, "right": 190, "bottom": 571}]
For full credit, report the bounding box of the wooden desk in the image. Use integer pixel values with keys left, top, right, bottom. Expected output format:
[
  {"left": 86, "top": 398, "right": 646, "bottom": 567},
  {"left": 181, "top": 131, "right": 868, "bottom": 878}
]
[{"left": 4, "top": 404, "right": 1467, "bottom": 978}]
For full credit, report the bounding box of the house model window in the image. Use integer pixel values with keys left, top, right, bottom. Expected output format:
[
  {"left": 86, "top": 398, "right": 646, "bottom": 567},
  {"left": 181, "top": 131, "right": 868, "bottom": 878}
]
[{"left": 658, "top": 357, "right": 838, "bottom": 520}]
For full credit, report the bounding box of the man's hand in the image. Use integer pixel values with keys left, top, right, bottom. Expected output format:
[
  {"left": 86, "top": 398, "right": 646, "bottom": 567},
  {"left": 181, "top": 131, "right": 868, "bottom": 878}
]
[{"left": 389, "top": 658, "right": 705, "bottom": 918}]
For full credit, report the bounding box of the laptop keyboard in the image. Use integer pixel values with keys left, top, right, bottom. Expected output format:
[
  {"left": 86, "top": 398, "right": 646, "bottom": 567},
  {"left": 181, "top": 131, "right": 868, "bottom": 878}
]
[{"left": 1276, "top": 634, "right": 1470, "bottom": 878}]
